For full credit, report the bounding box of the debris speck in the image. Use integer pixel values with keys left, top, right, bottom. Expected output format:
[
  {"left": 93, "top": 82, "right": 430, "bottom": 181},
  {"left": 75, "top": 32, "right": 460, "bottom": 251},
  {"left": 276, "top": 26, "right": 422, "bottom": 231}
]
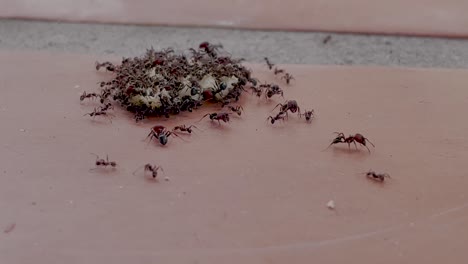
[
  {"left": 326, "top": 200, "right": 335, "bottom": 210},
  {"left": 19, "top": 128, "right": 26, "bottom": 132},
  {"left": 164, "top": 177, "right": 170, "bottom": 182},
  {"left": 74, "top": 85, "right": 80, "bottom": 89},
  {"left": 4, "top": 223, "right": 16, "bottom": 234}
]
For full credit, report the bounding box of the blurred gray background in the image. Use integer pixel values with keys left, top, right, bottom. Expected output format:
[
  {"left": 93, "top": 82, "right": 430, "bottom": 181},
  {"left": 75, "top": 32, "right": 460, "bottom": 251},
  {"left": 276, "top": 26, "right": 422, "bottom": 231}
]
[{"left": 1, "top": 19, "right": 468, "bottom": 68}]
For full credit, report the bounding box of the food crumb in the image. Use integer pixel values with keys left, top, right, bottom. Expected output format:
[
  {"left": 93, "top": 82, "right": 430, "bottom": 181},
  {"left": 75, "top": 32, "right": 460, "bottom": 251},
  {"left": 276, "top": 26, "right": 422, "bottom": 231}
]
[
  {"left": 326, "top": 200, "right": 335, "bottom": 210},
  {"left": 19, "top": 128, "right": 26, "bottom": 132}
]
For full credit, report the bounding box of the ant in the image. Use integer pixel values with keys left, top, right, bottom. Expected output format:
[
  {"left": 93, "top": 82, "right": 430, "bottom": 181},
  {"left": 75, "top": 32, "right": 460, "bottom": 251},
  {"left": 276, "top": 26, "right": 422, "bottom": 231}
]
[
  {"left": 282, "top": 73, "right": 294, "bottom": 84},
  {"left": 325, "top": 132, "right": 375, "bottom": 153},
  {"left": 274, "top": 67, "right": 285, "bottom": 75},
  {"left": 264, "top": 57, "right": 274, "bottom": 70},
  {"left": 80, "top": 91, "right": 99, "bottom": 102},
  {"left": 300, "top": 109, "right": 315, "bottom": 121},
  {"left": 273, "top": 100, "right": 300, "bottom": 117},
  {"left": 199, "top": 112, "right": 230, "bottom": 125},
  {"left": 95, "top": 61, "right": 115, "bottom": 72},
  {"left": 84, "top": 107, "right": 113, "bottom": 122},
  {"left": 172, "top": 124, "right": 199, "bottom": 134},
  {"left": 91, "top": 153, "right": 117, "bottom": 168},
  {"left": 365, "top": 170, "right": 390, "bottom": 182},
  {"left": 267, "top": 111, "right": 287, "bottom": 124},
  {"left": 146, "top": 125, "right": 184, "bottom": 146},
  {"left": 225, "top": 105, "right": 244, "bottom": 116},
  {"left": 263, "top": 84, "right": 283, "bottom": 99},
  {"left": 133, "top": 163, "right": 164, "bottom": 179},
  {"left": 323, "top": 35, "right": 332, "bottom": 44}
]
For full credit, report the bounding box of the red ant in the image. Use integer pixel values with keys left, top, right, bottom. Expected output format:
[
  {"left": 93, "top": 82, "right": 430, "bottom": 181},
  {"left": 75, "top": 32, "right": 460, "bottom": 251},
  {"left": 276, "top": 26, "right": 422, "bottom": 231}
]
[
  {"left": 225, "top": 105, "right": 244, "bottom": 116},
  {"left": 146, "top": 125, "right": 184, "bottom": 146},
  {"left": 90, "top": 153, "right": 117, "bottom": 168},
  {"left": 325, "top": 132, "right": 375, "bottom": 153},
  {"left": 273, "top": 100, "right": 300, "bottom": 117},
  {"left": 300, "top": 109, "right": 315, "bottom": 121},
  {"left": 264, "top": 57, "right": 275, "bottom": 70},
  {"left": 172, "top": 124, "right": 199, "bottom": 134},
  {"left": 133, "top": 163, "right": 164, "bottom": 179},
  {"left": 282, "top": 73, "right": 294, "bottom": 84},
  {"left": 267, "top": 111, "right": 287, "bottom": 124},
  {"left": 365, "top": 170, "right": 390, "bottom": 182},
  {"left": 80, "top": 91, "right": 99, "bottom": 101},
  {"left": 274, "top": 67, "right": 285, "bottom": 75},
  {"left": 199, "top": 112, "right": 230, "bottom": 125}
]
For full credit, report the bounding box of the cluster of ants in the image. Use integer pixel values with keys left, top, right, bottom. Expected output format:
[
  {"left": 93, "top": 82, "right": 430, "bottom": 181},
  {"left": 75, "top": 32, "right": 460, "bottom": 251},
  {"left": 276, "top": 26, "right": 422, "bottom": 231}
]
[
  {"left": 81, "top": 42, "right": 254, "bottom": 123},
  {"left": 83, "top": 43, "right": 389, "bottom": 183}
]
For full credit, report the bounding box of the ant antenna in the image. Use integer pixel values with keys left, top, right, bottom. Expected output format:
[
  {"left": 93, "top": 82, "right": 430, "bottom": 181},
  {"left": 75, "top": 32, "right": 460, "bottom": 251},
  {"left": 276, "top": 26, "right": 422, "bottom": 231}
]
[
  {"left": 196, "top": 113, "right": 211, "bottom": 123},
  {"left": 132, "top": 164, "right": 145, "bottom": 176}
]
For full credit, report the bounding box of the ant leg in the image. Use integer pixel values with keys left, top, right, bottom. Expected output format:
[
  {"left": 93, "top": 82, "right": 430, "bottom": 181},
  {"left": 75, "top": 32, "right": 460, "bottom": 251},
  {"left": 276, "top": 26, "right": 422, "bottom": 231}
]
[
  {"left": 321, "top": 143, "right": 335, "bottom": 152},
  {"left": 169, "top": 132, "right": 188, "bottom": 142},
  {"left": 353, "top": 141, "right": 358, "bottom": 150},
  {"left": 271, "top": 103, "right": 284, "bottom": 112},
  {"left": 365, "top": 138, "right": 375, "bottom": 147},
  {"left": 132, "top": 165, "right": 145, "bottom": 175},
  {"left": 362, "top": 144, "right": 371, "bottom": 153}
]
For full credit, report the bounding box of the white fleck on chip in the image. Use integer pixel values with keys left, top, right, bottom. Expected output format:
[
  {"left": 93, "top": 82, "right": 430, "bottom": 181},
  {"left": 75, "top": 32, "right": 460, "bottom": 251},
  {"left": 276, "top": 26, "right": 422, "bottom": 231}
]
[{"left": 326, "top": 200, "right": 335, "bottom": 210}]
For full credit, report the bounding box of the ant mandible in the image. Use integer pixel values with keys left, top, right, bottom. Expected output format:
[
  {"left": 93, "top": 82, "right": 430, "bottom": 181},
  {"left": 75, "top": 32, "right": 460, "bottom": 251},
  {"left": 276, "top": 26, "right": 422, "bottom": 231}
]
[
  {"left": 325, "top": 132, "right": 375, "bottom": 153},
  {"left": 198, "top": 112, "right": 230, "bottom": 125},
  {"left": 133, "top": 163, "right": 164, "bottom": 179},
  {"left": 146, "top": 125, "right": 184, "bottom": 146}
]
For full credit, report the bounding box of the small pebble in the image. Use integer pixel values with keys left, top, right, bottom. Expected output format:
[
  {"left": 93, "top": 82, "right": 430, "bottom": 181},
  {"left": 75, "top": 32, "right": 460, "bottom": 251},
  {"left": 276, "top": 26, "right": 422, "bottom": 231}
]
[{"left": 327, "top": 200, "right": 335, "bottom": 210}]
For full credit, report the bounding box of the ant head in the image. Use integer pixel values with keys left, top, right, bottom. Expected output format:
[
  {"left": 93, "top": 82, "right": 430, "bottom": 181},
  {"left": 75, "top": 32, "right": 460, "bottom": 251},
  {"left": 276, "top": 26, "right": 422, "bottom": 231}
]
[
  {"left": 96, "top": 161, "right": 102, "bottom": 166},
  {"left": 267, "top": 116, "right": 275, "bottom": 124},
  {"left": 199, "top": 42, "right": 210, "bottom": 49},
  {"left": 159, "top": 135, "right": 168, "bottom": 145}
]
